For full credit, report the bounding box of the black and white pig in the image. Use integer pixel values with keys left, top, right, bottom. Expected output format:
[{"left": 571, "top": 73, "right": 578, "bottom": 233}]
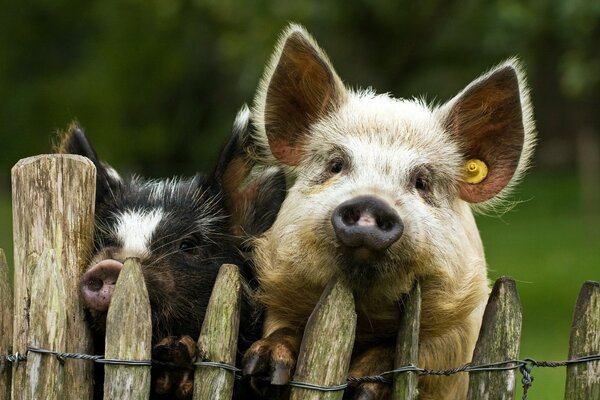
[
  {"left": 241, "top": 25, "right": 536, "bottom": 400},
  {"left": 58, "top": 106, "right": 285, "bottom": 399}
]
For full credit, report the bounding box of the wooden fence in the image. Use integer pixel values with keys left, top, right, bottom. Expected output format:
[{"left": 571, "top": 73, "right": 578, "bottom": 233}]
[{"left": 0, "top": 154, "right": 598, "bottom": 400}]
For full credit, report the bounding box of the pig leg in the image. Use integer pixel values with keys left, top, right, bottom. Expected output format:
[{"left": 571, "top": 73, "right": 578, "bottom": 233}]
[
  {"left": 153, "top": 335, "right": 198, "bottom": 399},
  {"left": 345, "top": 344, "right": 395, "bottom": 400},
  {"left": 242, "top": 327, "right": 300, "bottom": 398}
]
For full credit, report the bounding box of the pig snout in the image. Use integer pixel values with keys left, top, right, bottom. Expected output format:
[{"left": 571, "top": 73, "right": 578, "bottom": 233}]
[
  {"left": 80, "top": 259, "right": 123, "bottom": 312},
  {"left": 332, "top": 195, "right": 403, "bottom": 254}
]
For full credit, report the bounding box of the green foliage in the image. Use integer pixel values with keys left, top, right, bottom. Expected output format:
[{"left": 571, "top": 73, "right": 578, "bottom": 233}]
[{"left": 1, "top": 0, "right": 598, "bottom": 177}]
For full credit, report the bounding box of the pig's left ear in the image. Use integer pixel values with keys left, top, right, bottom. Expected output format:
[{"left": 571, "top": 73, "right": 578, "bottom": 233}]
[
  {"left": 209, "top": 105, "right": 287, "bottom": 238},
  {"left": 438, "top": 59, "right": 536, "bottom": 203}
]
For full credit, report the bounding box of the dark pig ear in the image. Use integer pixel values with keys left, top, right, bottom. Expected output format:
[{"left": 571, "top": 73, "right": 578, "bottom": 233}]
[
  {"left": 439, "top": 60, "right": 536, "bottom": 203},
  {"left": 210, "top": 106, "right": 287, "bottom": 239},
  {"left": 253, "top": 24, "right": 347, "bottom": 166},
  {"left": 56, "top": 122, "right": 123, "bottom": 204}
]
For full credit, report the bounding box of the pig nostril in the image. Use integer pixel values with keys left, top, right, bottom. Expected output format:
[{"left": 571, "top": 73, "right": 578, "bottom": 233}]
[
  {"left": 341, "top": 207, "right": 361, "bottom": 225},
  {"left": 85, "top": 278, "right": 103, "bottom": 292}
]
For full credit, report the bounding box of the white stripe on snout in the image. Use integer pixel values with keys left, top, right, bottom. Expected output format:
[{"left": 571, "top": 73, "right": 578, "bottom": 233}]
[{"left": 115, "top": 209, "right": 163, "bottom": 258}]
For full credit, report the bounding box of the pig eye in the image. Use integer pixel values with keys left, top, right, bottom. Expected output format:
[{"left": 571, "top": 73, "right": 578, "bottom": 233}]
[
  {"left": 179, "top": 238, "right": 199, "bottom": 253},
  {"left": 415, "top": 177, "right": 428, "bottom": 191},
  {"left": 329, "top": 159, "right": 344, "bottom": 174}
]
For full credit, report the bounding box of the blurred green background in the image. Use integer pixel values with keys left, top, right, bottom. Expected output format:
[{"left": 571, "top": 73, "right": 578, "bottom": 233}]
[{"left": 0, "top": 1, "right": 598, "bottom": 398}]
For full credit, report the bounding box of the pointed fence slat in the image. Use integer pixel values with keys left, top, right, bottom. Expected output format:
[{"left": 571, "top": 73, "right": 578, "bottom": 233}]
[
  {"left": 289, "top": 277, "right": 356, "bottom": 400},
  {"left": 11, "top": 154, "right": 96, "bottom": 400},
  {"left": 103, "top": 258, "right": 152, "bottom": 399},
  {"left": 194, "top": 264, "right": 242, "bottom": 400},
  {"left": 564, "top": 280, "right": 600, "bottom": 400},
  {"left": 392, "top": 281, "right": 421, "bottom": 400},
  {"left": 0, "top": 249, "right": 13, "bottom": 399},
  {"left": 26, "top": 249, "right": 66, "bottom": 399},
  {"left": 467, "top": 277, "right": 522, "bottom": 400}
]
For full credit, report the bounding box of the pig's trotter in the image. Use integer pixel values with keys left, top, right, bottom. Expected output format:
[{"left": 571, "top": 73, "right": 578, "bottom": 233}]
[
  {"left": 152, "top": 335, "right": 198, "bottom": 399},
  {"left": 242, "top": 329, "right": 299, "bottom": 398}
]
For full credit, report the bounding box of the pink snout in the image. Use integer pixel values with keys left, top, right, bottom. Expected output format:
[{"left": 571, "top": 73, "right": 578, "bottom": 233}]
[{"left": 80, "top": 259, "right": 123, "bottom": 312}]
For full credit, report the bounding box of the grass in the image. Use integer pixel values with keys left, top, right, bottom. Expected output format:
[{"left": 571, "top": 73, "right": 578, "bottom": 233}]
[{"left": 0, "top": 171, "right": 598, "bottom": 397}]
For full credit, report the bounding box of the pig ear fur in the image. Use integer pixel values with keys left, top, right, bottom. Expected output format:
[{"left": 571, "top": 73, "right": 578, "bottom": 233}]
[
  {"left": 250, "top": 23, "right": 347, "bottom": 166},
  {"left": 438, "top": 58, "right": 536, "bottom": 206},
  {"left": 55, "top": 122, "right": 123, "bottom": 205},
  {"left": 213, "top": 105, "right": 287, "bottom": 239}
]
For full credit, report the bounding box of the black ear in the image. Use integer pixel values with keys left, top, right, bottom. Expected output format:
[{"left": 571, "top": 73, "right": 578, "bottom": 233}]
[
  {"left": 208, "top": 106, "right": 287, "bottom": 239},
  {"left": 57, "top": 122, "right": 123, "bottom": 205}
]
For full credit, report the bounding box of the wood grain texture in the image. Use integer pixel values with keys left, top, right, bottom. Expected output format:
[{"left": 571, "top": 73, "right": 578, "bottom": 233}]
[
  {"left": 11, "top": 154, "right": 95, "bottom": 400},
  {"left": 392, "top": 281, "right": 421, "bottom": 400},
  {"left": 289, "top": 277, "right": 356, "bottom": 400},
  {"left": 564, "top": 280, "right": 600, "bottom": 400},
  {"left": 103, "top": 258, "right": 152, "bottom": 399},
  {"left": 467, "top": 277, "right": 522, "bottom": 400},
  {"left": 0, "top": 249, "right": 13, "bottom": 399},
  {"left": 26, "top": 249, "right": 66, "bottom": 399},
  {"left": 194, "top": 264, "right": 241, "bottom": 400}
]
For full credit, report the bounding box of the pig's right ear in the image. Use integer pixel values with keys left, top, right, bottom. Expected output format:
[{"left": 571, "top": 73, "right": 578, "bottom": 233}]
[
  {"left": 252, "top": 24, "right": 347, "bottom": 166},
  {"left": 56, "top": 122, "right": 123, "bottom": 204}
]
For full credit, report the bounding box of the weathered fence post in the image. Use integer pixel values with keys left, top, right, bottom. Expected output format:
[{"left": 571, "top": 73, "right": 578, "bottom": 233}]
[
  {"left": 0, "top": 249, "right": 13, "bottom": 399},
  {"left": 194, "top": 264, "right": 242, "bottom": 400},
  {"left": 26, "top": 249, "right": 66, "bottom": 399},
  {"left": 289, "top": 277, "right": 356, "bottom": 400},
  {"left": 103, "top": 257, "right": 152, "bottom": 399},
  {"left": 11, "top": 154, "right": 96, "bottom": 399},
  {"left": 393, "top": 281, "right": 421, "bottom": 400},
  {"left": 564, "top": 280, "right": 600, "bottom": 399},
  {"left": 467, "top": 277, "right": 522, "bottom": 400}
]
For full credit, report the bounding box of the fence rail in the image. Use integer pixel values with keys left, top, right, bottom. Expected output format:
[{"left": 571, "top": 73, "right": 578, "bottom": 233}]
[{"left": 0, "top": 154, "right": 599, "bottom": 399}]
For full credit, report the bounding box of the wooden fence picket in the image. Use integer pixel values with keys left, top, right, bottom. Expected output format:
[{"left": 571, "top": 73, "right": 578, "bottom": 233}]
[
  {"left": 103, "top": 258, "right": 152, "bottom": 399},
  {"left": 0, "top": 249, "right": 12, "bottom": 399},
  {"left": 564, "top": 280, "right": 600, "bottom": 399},
  {"left": 194, "top": 264, "right": 242, "bottom": 400},
  {"left": 289, "top": 277, "right": 356, "bottom": 400},
  {"left": 11, "top": 154, "right": 95, "bottom": 399},
  {"left": 26, "top": 249, "right": 66, "bottom": 399},
  {"left": 392, "top": 281, "right": 421, "bottom": 400},
  {"left": 467, "top": 277, "right": 522, "bottom": 400}
]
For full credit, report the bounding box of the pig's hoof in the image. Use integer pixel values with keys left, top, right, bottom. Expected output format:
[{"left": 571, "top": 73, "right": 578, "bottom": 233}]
[
  {"left": 242, "top": 337, "right": 296, "bottom": 398},
  {"left": 152, "top": 335, "right": 198, "bottom": 400}
]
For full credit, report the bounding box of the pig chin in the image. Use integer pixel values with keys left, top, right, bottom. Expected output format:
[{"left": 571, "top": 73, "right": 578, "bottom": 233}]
[{"left": 334, "top": 246, "right": 392, "bottom": 287}]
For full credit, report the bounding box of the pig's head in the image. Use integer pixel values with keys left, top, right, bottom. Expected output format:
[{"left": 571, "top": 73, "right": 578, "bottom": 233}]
[
  {"left": 249, "top": 25, "right": 536, "bottom": 302},
  {"left": 58, "top": 107, "right": 286, "bottom": 342}
]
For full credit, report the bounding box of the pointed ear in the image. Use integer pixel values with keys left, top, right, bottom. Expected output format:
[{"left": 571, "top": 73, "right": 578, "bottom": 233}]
[
  {"left": 56, "top": 122, "right": 123, "bottom": 204},
  {"left": 254, "top": 24, "right": 347, "bottom": 166},
  {"left": 210, "top": 106, "right": 287, "bottom": 239},
  {"left": 439, "top": 60, "right": 535, "bottom": 203}
]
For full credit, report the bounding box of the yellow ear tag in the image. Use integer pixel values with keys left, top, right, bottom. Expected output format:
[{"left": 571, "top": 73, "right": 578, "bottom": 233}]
[{"left": 464, "top": 159, "right": 488, "bottom": 184}]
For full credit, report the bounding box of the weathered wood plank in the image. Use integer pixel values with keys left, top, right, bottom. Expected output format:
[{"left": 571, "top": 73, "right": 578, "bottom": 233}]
[
  {"left": 26, "top": 249, "right": 66, "bottom": 399},
  {"left": 564, "top": 280, "right": 600, "bottom": 400},
  {"left": 11, "top": 154, "right": 95, "bottom": 400},
  {"left": 0, "top": 249, "right": 13, "bottom": 399},
  {"left": 289, "top": 277, "right": 356, "bottom": 400},
  {"left": 103, "top": 258, "right": 152, "bottom": 399},
  {"left": 194, "top": 264, "right": 242, "bottom": 400},
  {"left": 392, "top": 280, "right": 421, "bottom": 400},
  {"left": 467, "top": 277, "right": 522, "bottom": 400}
]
